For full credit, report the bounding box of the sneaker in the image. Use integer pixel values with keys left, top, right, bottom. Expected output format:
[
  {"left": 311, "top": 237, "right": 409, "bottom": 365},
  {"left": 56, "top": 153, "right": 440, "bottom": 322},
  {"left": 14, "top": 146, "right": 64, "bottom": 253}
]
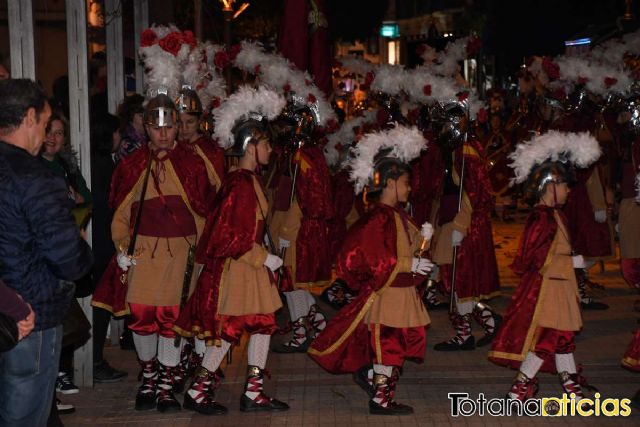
[
  {"left": 56, "top": 371, "right": 79, "bottom": 394},
  {"left": 94, "top": 359, "right": 128, "bottom": 383},
  {"left": 56, "top": 398, "right": 76, "bottom": 415}
]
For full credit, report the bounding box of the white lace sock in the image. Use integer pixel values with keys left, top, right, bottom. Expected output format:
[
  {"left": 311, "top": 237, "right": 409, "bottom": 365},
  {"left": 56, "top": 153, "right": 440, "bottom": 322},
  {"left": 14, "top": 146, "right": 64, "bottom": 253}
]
[
  {"left": 248, "top": 334, "right": 271, "bottom": 369},
  {"left": 158, "top": 336, "right": 181, "bottom": 367},
  {"left": 555, "top": 353, "right": 577, "bottom": 374},
  {"left": 194, "top": 337, "right": 206, "bottom": 357},
  {"left": 133, "top": 332, "right": 158, "bottom": 362},
  {"left": 285, "top": 289, "right": 316, "bottom": 321},
  {"left": 455, "top": 298, "right": 476, "bottom": 316},
  {"left": 201, "top": 340, "right": 231, "bottom": 372},
  {"left": 520, "top": 352, "right": 544, "bottom": 379}
]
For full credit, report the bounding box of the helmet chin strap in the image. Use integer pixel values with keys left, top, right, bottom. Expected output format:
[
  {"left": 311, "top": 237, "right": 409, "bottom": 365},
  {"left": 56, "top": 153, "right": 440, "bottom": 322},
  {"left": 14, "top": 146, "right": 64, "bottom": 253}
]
[{"left": 254, "top": 144, "right": 261, "bottom": 174}]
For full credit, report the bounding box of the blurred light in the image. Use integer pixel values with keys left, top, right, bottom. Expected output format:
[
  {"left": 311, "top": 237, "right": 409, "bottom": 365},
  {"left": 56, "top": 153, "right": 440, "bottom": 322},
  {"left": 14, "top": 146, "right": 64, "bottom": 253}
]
[
  {"left": 380, "top": 23, "right": 400, "bottom": 38},
  {"left": 564, "top": 38, "right": 591, "bottom": 47}
]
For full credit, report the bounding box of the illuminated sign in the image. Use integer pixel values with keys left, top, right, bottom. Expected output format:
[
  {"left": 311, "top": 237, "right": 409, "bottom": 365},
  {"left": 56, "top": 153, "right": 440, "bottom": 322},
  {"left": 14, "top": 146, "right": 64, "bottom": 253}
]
[
  {"left": 564, "top": 38, "right": 591, "bottom": 47},
  {"left": 380, "top": 23, "right": 399, "bottom": 38}
]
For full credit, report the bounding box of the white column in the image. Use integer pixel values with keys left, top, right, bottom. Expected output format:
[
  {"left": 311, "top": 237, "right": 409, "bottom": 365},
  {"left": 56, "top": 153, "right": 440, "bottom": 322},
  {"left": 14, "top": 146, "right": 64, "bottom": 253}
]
[
  {"left": 105, "top": 0, "right": 125, "bottom": 114},
  {"left": 7, "top": 0, "right": 35, "bottom": 79},
  {"left": 133, "top": 0, "right": 149, "bottom": 94},
  {"left": 66, "top": 0, "right": 93, "bottom": 388}
]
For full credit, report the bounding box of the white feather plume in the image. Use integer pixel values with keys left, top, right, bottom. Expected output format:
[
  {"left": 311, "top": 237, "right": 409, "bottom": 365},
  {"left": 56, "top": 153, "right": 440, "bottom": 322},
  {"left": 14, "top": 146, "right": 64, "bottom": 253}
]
[
  {"left": 554, "top": 55, "right": 632, "bottom": 96},
  {"left": 150, "top": 23, "right": 179, "bottom": 39},
  {"left": 347, "top": 125, "right": 427, "bottom": 194},
  {"left": 370, "top": 64, "right": 406, "bottom": 96},
  {"left": 324, "top": 110, "right": 376, "bottom": 167},
  {"left": 338, "top": 56, "right": 375, "bottom": 76},
  {"left": 508, "top": 130, "right": 601, "bottom": 185},
  {"left": 139, "top": 44, "right": 181, "bottom": 99},
  {"left": 233, "top": 42, "right": 336, "bottom": 126},
  {"left": 213, "top": 85, "right": 285, "bottom": 149}
]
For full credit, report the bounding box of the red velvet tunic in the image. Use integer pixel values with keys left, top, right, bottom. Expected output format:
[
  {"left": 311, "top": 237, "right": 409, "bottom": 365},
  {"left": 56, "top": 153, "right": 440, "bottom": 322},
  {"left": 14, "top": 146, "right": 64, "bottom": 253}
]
[
  {"left": 308, "top": 203, "right": 428, "bottom": 374},
  {"left": 489, "top": 206, "right": 576, "bottom": 374},
  {"left": 91, "top": 144, "right": 210, "bottom": 316},
  {"left": 180, "top": 135, "right": 226, "bottom": 198},
  {"left": 173, "top": 169, "right": 281, "bottom": 345},
  {"left": 622, "top": 328, "right": 640, "bottom": 372}
]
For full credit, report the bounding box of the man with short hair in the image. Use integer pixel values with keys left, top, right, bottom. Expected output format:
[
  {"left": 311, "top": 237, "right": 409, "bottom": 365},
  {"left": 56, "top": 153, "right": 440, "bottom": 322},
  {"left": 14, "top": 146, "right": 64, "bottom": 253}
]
[{"left": 0, "top": 78, "right": 93, "bottom": 426}]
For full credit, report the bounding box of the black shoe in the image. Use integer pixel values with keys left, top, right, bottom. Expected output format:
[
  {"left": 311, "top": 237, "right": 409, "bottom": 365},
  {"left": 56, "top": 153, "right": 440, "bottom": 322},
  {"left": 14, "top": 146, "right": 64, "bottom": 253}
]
[
  {"left": 239, "top": 394, "right": 290, "bottom": 412},
  {"left": 433, "top": 335, "right": 476, "bottom": 351},
  {"left": 476, "top": 314, "right": 503, "bottom": 347},
  {"left": 424, "top": 300, "right": 449, "bottom": 310},
  {"left": 157, "top": 395, "right": 181, "bottom": 413},
  {"left": 93, "top": 359, "right": 128, "bottom": 383},
  {"left": 353, "top": 365, "right": 374, "bottom": 398},
  {"left": 272, "top": 340, "right": 309, "bottom": 353},
  {"left": 183, "top": 392, "right": 228, "bottom": 415},
  {"left": 135, "top": 392, "right": 157, "bottom": 411},
  {"left": 581, "top": 300, "right": 609, "bottom": 310},
  {"left": 369, "top": 400, "right": 414, "bottom": 415}
]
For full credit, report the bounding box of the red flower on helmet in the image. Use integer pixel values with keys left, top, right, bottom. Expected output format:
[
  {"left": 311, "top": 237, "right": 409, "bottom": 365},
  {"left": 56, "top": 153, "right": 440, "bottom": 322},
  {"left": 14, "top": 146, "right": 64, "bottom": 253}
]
[
  {"left": 364, "top": 71, "right": 375, "bottom": 86},
  {"left": 227, "top": 44, "right": 242, "bottom": 61},
  {"left": 158, "top": 32, "right": 184, "bottom": 56},
  {"left": 283, "top": 83, "right": 291, "bottom": 93},
  {"left": 181, "top": 30, "right": 197, "bottom": 49},
  {"left": 423, "top": 84, "right": 432, "bottom": 96},
  {"left": 604, "top": 77, "right": 618, "bottom": 88},
  {"left": 140, "top": 29, "right": 158, "bottom": 47},
  {"left": 214, "top": 51, "right": 230, "bottom": 69},
  {"left": 254, "top": 65, "right": 261, "bottom": 74},
  {"left": 307, "top": 93, "right": 317, "bottom": 103},
  {"left": 577, "top": 76, "right": 588, "bottom": 85},
  {"left": 457, "top": 92, "right": 469, "bottom": 102}
]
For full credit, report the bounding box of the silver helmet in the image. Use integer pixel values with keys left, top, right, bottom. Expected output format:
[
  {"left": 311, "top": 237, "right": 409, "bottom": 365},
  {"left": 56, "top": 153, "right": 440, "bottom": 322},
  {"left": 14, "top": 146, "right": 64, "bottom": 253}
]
[{"left": 145, "top": 90, "right": 177, "bottom": 127}]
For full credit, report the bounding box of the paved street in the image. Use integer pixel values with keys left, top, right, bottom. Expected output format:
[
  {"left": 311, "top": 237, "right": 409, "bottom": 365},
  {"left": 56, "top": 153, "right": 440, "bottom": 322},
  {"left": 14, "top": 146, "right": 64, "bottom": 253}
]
[{"left": 61, "top": 211, "right": 640, "bottom": 426}]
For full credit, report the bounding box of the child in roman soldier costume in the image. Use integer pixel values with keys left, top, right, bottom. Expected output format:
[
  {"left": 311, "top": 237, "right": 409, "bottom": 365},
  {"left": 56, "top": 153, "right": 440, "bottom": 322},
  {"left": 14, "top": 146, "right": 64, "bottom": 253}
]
[
  {"left": 429, "top": 100, "right": 502, "bottom": 351},
  {"left": 489, "top": 130, "right": 601, "bottom": 402},
  {"left": 176, "top": 87, "right": 226, "bottom": 201},
  {"left": 173, "top": 86, "right": 289, "bottom": 415},
  {"left": 308, "top": 125, "right": 433, "bottom": 415},
  {"left": 91, "top": 90, "right": 211, "bottom": 412},
  {"left": 269, "top": 96, "right": 334, "bottom": 353}
]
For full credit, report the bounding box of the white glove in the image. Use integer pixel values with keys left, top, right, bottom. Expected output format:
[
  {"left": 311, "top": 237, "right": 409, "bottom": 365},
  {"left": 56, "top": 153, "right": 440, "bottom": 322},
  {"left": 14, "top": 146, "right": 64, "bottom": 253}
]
[
  {"left": 572, "top": 255, "right": 586, "bottom": 269},
  {"left": 279, "top": 238, "right": 291, "bottom": 249},
  {"left": 452, "top": 229, "right": 464, "bottom": 247},
  {"left": 264, "top": 254, "right": 284, "bottom": 272},
  {"left": 117, "top": 252, "right": 135, "bottom": 271},
  {"left": 421, "top": 221, "right": 434, "bottom": 240},
  {"left": 594, "top": 210, "right": 607, "bottom": 223},
  {"left": 411, "top": 257, "right": 435, "bottom": 276},
  {"left": 615, "top": 223, "right": 620, "bottom": 233}
]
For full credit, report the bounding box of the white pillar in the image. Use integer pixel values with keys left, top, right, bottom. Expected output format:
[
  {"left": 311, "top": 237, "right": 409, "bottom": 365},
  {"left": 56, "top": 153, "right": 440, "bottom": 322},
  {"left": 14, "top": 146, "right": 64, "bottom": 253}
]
[
  {"left": 133, "top": 0, "right": 149, "bottom": 94},
  {"left": 66, "top": 0, "right": 93, "bottom": 388},
  {"left": 7, "top": 0, "right": 35, "bottom": 79},
  {"left": 105, "top": 0, "right": 125, "bottom": 114}
]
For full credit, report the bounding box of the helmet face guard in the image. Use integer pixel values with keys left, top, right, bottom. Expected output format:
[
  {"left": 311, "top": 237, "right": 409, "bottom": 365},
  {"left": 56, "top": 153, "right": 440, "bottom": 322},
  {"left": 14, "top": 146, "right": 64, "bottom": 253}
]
[
  {"left": 433, "top": 102, "right": 467, "bottom": 151},
  {"left": 145, "top": 94, "right": 178, "bottom": 127}
]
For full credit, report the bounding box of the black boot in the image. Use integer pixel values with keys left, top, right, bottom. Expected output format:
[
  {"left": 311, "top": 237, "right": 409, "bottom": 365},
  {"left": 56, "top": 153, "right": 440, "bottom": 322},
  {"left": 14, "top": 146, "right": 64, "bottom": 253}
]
[
  {"left": 369, "top": 369, "right": 413, "bottom": 415},
  {"left": 353, "top": 365, "right": 374, "bottom": 397},
  {"left": 421, "top": 279, "right": 448, "bottom": 310},
  {"left": 576, "top": 269, "right": 609, "bottom": 310},
  {"left": 306, "top": 304, "right": 327, "bottom": 340},
  {"left": 135, "top": 358, "right": 157, "bottom": 411},
  {"left": 239, "top": 365, "right": 289, "bottom": 412},
  {"left": 183, "top": 366, "right": 227, "bottom": 415},
  {"left": 473, "top": 302, "right": 502, "bottom": 347},
  {"left": 273, "top": 317, "right": 309, "bottom": 353},
  {"left": 156, "top": 363, "right": 181, "bottom": 413},
  {"left": 433, "top": 312, "right": 476, "bottom": 351},
  {"left": 320, "top": 279, "right": 356, "bottom": 310}
]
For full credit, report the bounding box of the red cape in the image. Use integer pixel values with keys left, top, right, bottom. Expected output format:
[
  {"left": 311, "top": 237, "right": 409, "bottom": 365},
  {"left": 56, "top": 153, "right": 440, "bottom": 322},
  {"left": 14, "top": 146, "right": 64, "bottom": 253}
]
[
  {"left": 410, "top": 141, "right": 445, "bottom": 225},
  {"left": 308, "top": 204, "right": 418, "bottom": 374},
  {"left": 488, "top": 206, "right": 564, "bottom": 373},
  {"left": 174, "top": 169, "right": 261, "bottom": 343},
  {"left": 295, "top": 145, "right": 334, "bottom": 283},
  {"left": 92, "top": 143, "right": 210, "bottom": 316},
  {"left": 328, "top": 170, "right": 355, "bottom": 261},
  {"left": 441, "top": 140, "right": 500, "bottom": 299}
]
